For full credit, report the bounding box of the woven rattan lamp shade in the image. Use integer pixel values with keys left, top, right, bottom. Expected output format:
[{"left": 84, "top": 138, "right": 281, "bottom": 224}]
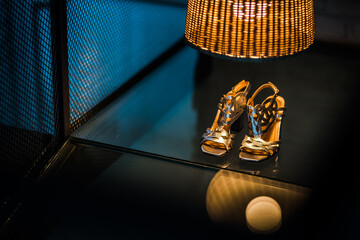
[{"left": 185, "top": 0, "right": 315, "bottom": 60}]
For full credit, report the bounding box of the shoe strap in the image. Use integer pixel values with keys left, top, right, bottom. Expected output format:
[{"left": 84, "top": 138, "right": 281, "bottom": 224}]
[
  {"left": 247, "top": 82, "right": 279, "bottom": 107},
  {"left": 247, "top": 82, "right": 283, "bottom": 137},
  {"left": 240, "top": 135, "right": 280, "bottom": 156},
  {"left": 233, "top": 80, "right": 251, "bottom": 97},
  {"left": 201, "top": 127, "right": 235, "bottom": 151},
  {"left": 218, "top": 80, "right": 250, "bottom": 126}
]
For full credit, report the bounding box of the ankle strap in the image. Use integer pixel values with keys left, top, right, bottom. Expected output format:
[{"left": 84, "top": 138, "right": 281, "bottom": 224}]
[
  {"left": 247, "top": 82, "right": 279, "bottom": 107},
  {"left": 232, "top": 80, "right": 251, "bottom": 96}
]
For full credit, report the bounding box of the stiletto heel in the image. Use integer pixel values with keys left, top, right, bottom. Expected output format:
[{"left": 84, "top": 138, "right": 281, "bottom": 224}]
[
  {"left": 201, "top": 80, "right": 250, "bottom": 157},
  {"left": 239, "top": 82, "right": 286, "bottom": 161}
]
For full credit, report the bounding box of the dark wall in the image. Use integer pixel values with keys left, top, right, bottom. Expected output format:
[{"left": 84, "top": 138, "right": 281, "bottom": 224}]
[{"left": 315, "top": 0, "right": 360, "bottom": 46}]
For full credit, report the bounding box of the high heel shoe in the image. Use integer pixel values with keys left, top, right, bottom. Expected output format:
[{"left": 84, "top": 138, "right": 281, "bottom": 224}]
[
  {"left": 201, "top": 80, "right": 250, "bottom": 157},
  {"left": 239, "top": 82, "right": 286, "bottom": 161}
]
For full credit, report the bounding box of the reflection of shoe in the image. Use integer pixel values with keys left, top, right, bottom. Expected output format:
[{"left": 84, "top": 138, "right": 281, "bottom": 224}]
[
  {"left": 201, "top": 80, "right": 250, "bottom": 157},
  {"left": 239, "top": 82, "right": 286, "bottom": 161}
]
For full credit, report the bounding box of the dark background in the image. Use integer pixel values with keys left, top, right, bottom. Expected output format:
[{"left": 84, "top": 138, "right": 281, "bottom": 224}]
[{"left": 1, "top": 0, "right": 360, "bottom": 239}]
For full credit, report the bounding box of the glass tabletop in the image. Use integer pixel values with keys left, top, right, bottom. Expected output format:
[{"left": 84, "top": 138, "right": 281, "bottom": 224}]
[
  {"left": 8, "top": 141, "right": 314, "bottom": 238},
  {"left": 72, "top": 44, "right": 360, "bottom": 187}
]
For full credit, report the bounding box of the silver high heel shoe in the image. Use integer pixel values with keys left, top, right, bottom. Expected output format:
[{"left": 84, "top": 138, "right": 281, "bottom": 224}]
[
  {"left": 201, "top": 80, "right": 250, "bottom": 157},
  {"left": 239, "top": 82, "right": 286, "bottom": 161}
]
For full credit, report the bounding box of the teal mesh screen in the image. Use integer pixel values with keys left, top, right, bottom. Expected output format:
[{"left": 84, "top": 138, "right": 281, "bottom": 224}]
[
  {"left": 0, "top": 0, "right": 62, "bottom": 221},
  {"left": 68, "top": 0, "right": 187, "bottom": 131}
]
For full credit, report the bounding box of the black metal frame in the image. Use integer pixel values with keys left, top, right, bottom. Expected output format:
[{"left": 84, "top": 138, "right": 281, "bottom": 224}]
[{"left": 51, "top": 0, "right": 70, "bottom": 139}]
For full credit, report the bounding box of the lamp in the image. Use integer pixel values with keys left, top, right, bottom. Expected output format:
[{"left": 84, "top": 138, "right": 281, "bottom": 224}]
[{"left": 185, "top": 0, "right": 315, "bottom": 60}]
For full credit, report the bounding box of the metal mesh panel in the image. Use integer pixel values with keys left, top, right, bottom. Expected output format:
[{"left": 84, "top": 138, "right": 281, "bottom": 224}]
[
  {"left": 68, "top": 0, "right": 187, "bottom": 131},
  {"left": 0, "top": 0, "right": 61, "bottom": 207}
]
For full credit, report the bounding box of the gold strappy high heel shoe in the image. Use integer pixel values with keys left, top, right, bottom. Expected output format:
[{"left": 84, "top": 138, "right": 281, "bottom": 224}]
[
  {"left": 239, "top": 82, "right": 286, "bottom": 161},
  {"left": 201, "top": 80, "right": 250, "bottom": 157}
]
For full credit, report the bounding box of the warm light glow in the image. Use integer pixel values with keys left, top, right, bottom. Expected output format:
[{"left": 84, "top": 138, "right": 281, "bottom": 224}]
[
  {"left": 205, "top": 170, "right": 310, "bottom": 231},
  {"left": 185, "top": 0, "right": 315, "bottom": 59},
  {"left": 245, "top": 196, "right": 282, "bottom": 234},
  {"left": 233, "top": 2, "right": 271, "bottom": 21}
]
